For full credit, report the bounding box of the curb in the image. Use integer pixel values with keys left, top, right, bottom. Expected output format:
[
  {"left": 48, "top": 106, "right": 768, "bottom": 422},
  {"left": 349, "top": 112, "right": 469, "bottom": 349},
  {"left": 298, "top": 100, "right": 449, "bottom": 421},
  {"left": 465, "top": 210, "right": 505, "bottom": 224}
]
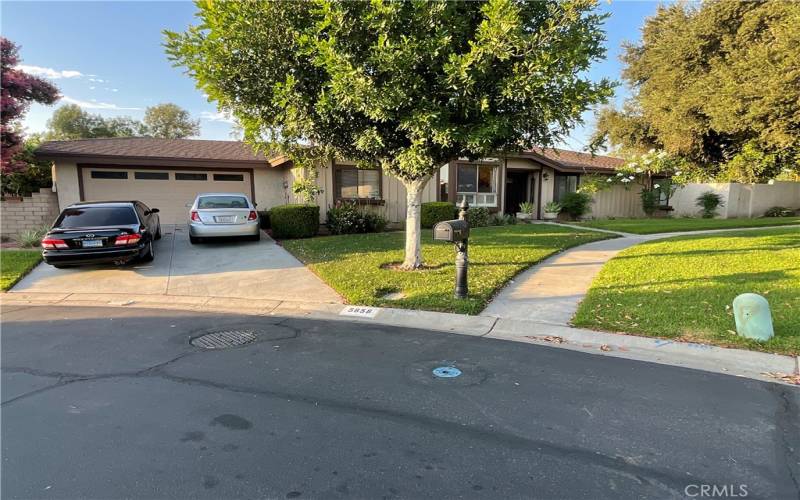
[{"left": 2, "top": 292, "right": 797, "bottom": 386}]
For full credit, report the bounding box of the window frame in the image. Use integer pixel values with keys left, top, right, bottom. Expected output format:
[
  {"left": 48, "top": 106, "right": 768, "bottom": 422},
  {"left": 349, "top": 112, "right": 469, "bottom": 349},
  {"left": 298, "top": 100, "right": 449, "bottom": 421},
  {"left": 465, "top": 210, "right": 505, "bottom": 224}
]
[
  {"left": 213, "top": 173, "right": 245, "bottom": 182},
  {"left": 553, "top": 174, "right": 580, "bottom": 202},
  {"left": 90, "top": 170, "right": 128, "bottom": 180},
  {"left": 454, "top": 162, "right": 499, "bottom": 207},
  {"left": 134, "top": 171, "right": 169, "bottom": 180},
  {"left": 175, "top": 172, "right": 208, "bottom": 181},
  {"left": 332, "top": 162, "right": 384, "bottom": 205}
]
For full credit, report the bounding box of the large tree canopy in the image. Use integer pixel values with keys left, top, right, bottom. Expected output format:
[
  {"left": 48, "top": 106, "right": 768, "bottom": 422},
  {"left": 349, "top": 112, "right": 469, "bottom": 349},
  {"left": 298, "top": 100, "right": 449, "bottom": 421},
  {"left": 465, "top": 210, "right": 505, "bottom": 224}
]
[
  {"left": 166, "top": 0, "right": 612, "bottom": 268},
  {"left": 45, "top": 103, "right": 199, "bottom": 140},
  {"left": 591, "top": 1, "right": 800, "bottom": 181},
  {"left": 1, "top": 37, "right": 59, "bottom": 173},
  {"left": 142, "top": 103, "right": 200, "bottom": 139}
]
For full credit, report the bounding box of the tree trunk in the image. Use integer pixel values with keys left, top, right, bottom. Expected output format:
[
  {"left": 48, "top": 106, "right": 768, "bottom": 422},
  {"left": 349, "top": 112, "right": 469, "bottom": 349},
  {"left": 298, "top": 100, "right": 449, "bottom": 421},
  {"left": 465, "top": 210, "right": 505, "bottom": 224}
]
[{"left": 401, "top": 176, "right": 431, "bottom": 270}]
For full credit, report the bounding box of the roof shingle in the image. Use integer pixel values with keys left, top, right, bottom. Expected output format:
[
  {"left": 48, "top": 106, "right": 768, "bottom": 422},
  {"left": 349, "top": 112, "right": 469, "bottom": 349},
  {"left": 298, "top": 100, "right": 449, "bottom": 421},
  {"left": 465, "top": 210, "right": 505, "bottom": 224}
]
[{"left": 526, "top": 147, "right": 624, "bottom": 172}]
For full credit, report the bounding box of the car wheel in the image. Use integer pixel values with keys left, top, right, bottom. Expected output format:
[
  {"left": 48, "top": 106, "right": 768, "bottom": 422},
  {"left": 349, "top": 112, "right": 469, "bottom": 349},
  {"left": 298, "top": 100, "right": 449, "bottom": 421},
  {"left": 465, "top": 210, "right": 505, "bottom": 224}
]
[
  {"left": 141, "top": 241, "right": 155, "bottom": 262},
  {"left": 155, "top": 225, "right": 162, "bottom": 240},
  {"left": 190, "top": 235, "right": 200, "bottom": 244}
]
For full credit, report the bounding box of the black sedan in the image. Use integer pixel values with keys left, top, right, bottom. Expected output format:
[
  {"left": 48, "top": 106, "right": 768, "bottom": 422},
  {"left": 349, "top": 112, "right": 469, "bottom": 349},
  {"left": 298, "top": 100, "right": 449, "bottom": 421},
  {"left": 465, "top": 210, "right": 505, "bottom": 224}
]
[{"left": 41, "top": 201, "right": 161, "bottom": 268}]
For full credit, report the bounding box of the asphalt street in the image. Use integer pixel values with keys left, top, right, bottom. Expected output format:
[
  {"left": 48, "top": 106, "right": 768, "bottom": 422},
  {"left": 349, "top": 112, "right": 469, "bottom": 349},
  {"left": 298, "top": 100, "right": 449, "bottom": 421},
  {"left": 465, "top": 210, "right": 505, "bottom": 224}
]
[{"left": 2, "top": 304, "right": 798, "bottom": 499}]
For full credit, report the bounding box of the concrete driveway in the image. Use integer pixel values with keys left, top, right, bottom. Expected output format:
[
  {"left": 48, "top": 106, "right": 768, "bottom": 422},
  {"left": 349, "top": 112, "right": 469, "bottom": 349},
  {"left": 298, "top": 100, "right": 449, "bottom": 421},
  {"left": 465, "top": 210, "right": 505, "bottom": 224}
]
[{"left": 10, "top": 225, "right": 342, "bottom": 304}]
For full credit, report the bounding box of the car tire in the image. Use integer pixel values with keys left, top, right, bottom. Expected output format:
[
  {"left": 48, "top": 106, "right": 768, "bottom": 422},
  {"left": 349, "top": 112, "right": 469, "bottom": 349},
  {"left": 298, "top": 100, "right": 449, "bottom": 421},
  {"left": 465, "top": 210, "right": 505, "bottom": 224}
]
[
  {"left": 141, "top": 241, "right": 155, "bottom": 262},
  {"left": 190, "top": 235, "right": 200, "bottom": 244},
  {"left": 155, "top": 225, "right": 162, "bottom": 240}
]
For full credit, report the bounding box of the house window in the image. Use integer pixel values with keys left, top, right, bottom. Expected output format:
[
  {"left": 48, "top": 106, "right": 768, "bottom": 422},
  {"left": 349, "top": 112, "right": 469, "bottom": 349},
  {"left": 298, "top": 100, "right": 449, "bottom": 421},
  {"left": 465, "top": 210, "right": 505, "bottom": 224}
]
[
  {"left": 456, "top": 164, "right": 497, "bottom": 207},
  {"left": 175, "top": 173, "right": 208, "bottom": 181},
  {"left": 439, "top": 165, "right": 449, "bottom": 201},
  {"left": 655, "top": 179, "right": 672, "bottom": 206},
  {"left": 335, "top": 166, "right": 381, "bottom": 200},
  {"left": 213, "top": 173, "right": 245, "bottom": 182},
  {"left": 554, "top": 174, "right": 579, "bottom": 202},
  {"left": 91, "top": 170, "right": 127, "bottom": 180},
  {"left": 134, "top": 171, "right": 169, "bottom": 180}
]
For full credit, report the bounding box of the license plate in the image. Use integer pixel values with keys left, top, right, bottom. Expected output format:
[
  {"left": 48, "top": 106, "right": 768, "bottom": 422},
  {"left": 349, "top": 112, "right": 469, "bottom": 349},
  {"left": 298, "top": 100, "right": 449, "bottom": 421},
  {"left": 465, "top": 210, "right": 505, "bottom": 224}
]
[
  {"left": 82, "top": 239, "right": 103, "bottom": 248},
  {"left": 215, "top": 216, "right": 235, "bottom": 223}
]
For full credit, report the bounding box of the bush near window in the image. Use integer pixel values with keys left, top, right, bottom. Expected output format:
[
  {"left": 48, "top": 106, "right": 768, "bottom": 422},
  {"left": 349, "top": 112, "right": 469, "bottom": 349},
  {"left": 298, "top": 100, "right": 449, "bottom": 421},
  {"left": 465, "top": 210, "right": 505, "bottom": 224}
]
[
  {"left": 270, "top": 204, "right": 319, "bottom": 239},
  {"left": 559, "top": 192, "right": 593, "bottom": 220},
  {"left": 466, "top": 207, "right": 490, "bottom": 227},
  {"left": 257, "top": 210, "right": 271, "bottom": 230},
  {"left": 421, "top": 202, "right": 456, "bottom": 228},
  {"left": 640, "top": 189, "right": 660, "bottom": 216},
  {"left": 327, "top": 201, "right": 387, "bottom": 235}
]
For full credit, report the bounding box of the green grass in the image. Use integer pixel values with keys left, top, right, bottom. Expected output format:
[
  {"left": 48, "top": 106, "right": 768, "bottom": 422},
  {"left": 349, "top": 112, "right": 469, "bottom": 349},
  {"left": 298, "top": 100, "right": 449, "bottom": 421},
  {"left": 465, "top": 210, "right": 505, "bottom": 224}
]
[
  {"left": 1, "top": 250, "right": 42, "bottom": 291},
  {"left": 572, "top": 227, "right": 800, "bottom": 355},
  {"left": 574, "top": 217, "right": 800, "bottom": 234},
  {"left": 282, "top": 225, "right": 610, "bottom": 314}
]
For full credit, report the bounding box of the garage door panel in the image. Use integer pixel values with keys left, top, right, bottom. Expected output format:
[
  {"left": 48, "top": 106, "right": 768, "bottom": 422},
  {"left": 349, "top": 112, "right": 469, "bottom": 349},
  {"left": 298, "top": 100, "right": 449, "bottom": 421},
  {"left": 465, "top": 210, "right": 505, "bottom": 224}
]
[{"left": 82, "top": 168, "right": 252, "bottom": 224}]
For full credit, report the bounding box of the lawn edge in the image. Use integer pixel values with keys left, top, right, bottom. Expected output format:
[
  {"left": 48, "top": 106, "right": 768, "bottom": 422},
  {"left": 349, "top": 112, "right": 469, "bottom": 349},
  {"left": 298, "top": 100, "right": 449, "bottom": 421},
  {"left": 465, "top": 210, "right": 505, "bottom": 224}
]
[{"left": 1, "top": 250, "right": 43, "bottom": 292}]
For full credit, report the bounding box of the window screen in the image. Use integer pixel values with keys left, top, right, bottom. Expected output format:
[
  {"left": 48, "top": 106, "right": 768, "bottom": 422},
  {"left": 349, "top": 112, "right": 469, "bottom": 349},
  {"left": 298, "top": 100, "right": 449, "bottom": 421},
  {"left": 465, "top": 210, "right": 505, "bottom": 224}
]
[
  {"left": 134, "top": 172, "right": 169, "bottom": 180},
  {"left": 554, "top": 175, "right": 579, "bottom": 202},
  {"left": 213, "top": 174, "right": 245, "bottom": 182},
  {"left": 91, "top": 171, "right": 127, "bottom": 180},
  {"left": 175, "top": 173, "right": 208, "bottom": 181},
  {"left": 335, "top": 167, "right": 381, "bottom": 199}
]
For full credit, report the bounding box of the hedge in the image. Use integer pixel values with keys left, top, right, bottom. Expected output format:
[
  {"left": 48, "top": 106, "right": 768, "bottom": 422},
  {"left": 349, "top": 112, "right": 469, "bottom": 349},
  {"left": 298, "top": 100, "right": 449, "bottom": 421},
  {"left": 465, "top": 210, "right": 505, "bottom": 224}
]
[
  {"left": 421, "top": 202, "right": 456, "bottom": 228},
  {"left": 270, "top": 204, "right": 319, "bottom": 239},
  {"left": 257, "top": 210, "right": 271, "bottom": 230}
]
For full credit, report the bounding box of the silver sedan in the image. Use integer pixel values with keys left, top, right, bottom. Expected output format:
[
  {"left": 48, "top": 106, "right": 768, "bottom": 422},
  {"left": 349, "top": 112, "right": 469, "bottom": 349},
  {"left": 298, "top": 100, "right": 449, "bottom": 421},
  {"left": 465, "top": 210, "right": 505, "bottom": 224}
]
[{"left": 188, "top": 193, "right": 260, "bottom": 244}]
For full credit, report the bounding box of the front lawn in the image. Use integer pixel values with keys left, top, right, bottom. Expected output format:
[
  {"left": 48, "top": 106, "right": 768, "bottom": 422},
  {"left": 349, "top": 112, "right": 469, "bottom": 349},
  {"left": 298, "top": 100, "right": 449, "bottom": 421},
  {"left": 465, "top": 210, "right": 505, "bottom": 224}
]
[
  {"left": 282, "top": 225, "right": 610, "bottom": 314},
  {"left": 1, "top": 250, "right": 42, "bottom": 291},
  {"left": 572, "top": 228, "right": 800, "bottom": 355},
  {"left": 574, "top": 216, "right": 800, "bottom": 234}
]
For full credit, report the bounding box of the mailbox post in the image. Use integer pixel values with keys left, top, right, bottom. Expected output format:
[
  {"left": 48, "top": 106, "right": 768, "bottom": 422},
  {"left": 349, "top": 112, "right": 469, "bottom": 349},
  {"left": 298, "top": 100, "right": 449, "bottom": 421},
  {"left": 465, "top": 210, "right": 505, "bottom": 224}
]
[{"left": 433, "top": 200, "right": 470, "bottom": 299}]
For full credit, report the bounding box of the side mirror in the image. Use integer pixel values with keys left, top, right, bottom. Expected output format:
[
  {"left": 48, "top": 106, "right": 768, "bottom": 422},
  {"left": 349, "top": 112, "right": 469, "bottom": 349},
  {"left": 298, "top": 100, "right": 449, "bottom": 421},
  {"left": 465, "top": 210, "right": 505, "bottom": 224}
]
[{"left": 150, "top": 208, "right": 160, "bottom": 214}]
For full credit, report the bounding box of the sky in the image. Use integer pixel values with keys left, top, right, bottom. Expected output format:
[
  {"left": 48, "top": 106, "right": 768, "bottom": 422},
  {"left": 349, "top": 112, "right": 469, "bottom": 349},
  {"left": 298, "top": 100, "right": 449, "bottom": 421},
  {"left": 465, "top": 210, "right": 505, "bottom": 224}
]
[{"left": 2, "top": 0, "right": 662, "bottom": 151}]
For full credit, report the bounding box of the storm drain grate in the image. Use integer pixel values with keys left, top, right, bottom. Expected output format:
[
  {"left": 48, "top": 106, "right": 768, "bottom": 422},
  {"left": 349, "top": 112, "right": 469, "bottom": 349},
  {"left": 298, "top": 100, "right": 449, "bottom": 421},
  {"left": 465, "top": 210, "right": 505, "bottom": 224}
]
[{"left": 191, "top": 329, "right": 259, "bottom": 349}]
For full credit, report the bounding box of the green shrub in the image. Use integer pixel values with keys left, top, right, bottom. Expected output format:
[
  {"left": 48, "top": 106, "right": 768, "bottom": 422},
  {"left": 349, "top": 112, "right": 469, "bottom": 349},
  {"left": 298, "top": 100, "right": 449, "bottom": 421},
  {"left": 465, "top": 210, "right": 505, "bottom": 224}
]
[
  {"left": 257, "top": 210, "right": 271, "bottom": 230},
  {"left": 270, "top": 204, "right": 319, "bottom": 239},
  {"left": 696, "top": 191, "right": 724, "bottom": 218},
  {"left": 327, "top": 201, "right": 387, "bottom": 234},
  {"left": 466, "top": 207, "right": 490, "bottom": 227},
  {"left": 421, "top": 202, "right": 456, "bottom": 228},
  {"left": 15, "top": 225, "right": 50, "bottom": 248},
  {"left": 640, "top": 189, "right": 659, "bottom": 216},
  {"left": 489, "top": 214, "right": 518, "bottom": 226},
  {"left": 559, "top": 192, "right": 592, "bottom": 220},
  {"left": 764, "top": 206, "right": 795, "bottom": 217}
]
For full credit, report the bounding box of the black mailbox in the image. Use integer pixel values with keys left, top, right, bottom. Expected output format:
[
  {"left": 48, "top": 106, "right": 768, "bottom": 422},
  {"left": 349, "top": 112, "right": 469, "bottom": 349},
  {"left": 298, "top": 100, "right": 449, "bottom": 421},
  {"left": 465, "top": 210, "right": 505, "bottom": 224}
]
[{"left": 433, "top": 219, "right": 470, "bottom": 242}]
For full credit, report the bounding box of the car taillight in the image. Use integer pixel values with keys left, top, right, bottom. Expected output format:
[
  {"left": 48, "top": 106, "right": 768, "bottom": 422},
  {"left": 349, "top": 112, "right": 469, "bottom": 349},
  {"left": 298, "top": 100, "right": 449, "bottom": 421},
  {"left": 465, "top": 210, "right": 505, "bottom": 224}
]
[
  {"left": 41, "top": 238, "right": 68, "bottom": 250},
  {"left": 191, "top": 211, "right": 201, "bottom": 222},
  {"left": 114, "top": 234, "right": 142, "bottom": 246},
  {"left": 248, "top": 210, "right": 257, "bottom": 221}
]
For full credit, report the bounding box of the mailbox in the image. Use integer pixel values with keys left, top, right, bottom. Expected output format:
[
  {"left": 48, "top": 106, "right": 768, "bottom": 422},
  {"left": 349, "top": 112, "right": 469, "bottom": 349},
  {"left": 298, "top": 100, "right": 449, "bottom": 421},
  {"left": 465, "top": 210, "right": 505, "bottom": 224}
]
[{"left": 433, "top": 219, "right": 470, "bottom": 242}]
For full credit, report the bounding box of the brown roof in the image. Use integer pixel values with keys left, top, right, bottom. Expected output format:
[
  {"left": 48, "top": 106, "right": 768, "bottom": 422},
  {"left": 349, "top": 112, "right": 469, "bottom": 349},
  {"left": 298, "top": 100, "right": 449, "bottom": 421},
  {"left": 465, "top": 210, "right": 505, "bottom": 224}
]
[
  {"left": 36, "top": 137, "right": 271, "bottom": 165},
  {"left": 524, "top": 147, "right": 624, "bottom": 172}
]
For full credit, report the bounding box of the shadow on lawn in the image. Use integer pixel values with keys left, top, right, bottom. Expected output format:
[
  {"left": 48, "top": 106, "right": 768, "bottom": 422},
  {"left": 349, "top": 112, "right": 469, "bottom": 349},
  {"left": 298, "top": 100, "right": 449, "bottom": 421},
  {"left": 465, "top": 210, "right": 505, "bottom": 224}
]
[{"left": 597, "top": 269, "right": 798, "bottom": 292}]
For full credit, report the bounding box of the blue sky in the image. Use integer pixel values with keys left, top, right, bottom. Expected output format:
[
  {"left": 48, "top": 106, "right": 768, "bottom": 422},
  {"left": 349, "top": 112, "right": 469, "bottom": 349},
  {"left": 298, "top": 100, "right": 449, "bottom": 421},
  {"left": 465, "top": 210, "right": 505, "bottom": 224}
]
[{"left": 3, "top": 1, "right": 661, "bottom": 150}]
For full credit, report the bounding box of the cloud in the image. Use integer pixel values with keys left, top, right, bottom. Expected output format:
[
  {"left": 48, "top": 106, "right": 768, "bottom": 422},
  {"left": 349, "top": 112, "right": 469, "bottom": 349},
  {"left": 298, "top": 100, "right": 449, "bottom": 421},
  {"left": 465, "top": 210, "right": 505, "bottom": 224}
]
[
  {"left": 88, "top": 78, "right": 106, "bottom": 83},
  {"left": 16, "top": 64, "right": 83, "bottom": 79},
  {"left": 200, "top": 110, "right": 236, "bottom": 124},
  {"left": 61, "top": 95, "right": 141, "bottom": 111}
]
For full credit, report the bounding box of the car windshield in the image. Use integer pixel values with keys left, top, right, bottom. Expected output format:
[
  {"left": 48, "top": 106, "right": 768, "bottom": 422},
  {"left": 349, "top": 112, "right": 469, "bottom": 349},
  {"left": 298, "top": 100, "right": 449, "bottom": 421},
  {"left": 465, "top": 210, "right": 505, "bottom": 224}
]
[
  {"left": 197, "top": 196, "right": 249, "bottom": 209},
  {"left": 56, "top": 207, "right": 138, "bottom": 228}
]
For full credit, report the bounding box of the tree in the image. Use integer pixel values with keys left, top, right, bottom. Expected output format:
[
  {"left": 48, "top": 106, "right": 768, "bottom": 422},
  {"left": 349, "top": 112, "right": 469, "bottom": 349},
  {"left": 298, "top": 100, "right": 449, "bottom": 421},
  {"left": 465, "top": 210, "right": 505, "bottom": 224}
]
[
  {"left": 0, "top": 134, "right": 53, "bottom": 196},
  {"left": 45, "top": 104, "right": 141, "bottom": 140},
  {"left": 591, "top": 1, "right": 800, "bottom": 181},
  {"left": 165, "top": 0, "right": 613, "bottom": 268},
  {"left": 142, "top": 103, "right": 199, "bottom": 139},
  {"left": 1, "top": 37, "right": 59, "bottom": 173}
]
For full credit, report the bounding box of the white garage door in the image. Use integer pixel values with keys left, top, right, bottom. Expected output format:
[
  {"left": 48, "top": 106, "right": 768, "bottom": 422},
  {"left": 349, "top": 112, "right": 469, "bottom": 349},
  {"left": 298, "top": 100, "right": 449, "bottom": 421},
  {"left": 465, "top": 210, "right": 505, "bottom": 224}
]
[{"left": 82, "top": 167, "right": 253, "bottom": 224}]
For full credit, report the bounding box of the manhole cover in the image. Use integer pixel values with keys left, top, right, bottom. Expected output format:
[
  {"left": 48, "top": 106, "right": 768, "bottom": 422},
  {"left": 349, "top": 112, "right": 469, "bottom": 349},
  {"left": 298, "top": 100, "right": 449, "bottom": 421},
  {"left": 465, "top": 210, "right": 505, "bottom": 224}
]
[
  {"left": 432, "top": 366, "right": 462, "bottom": 378},
  {"left": 191, "top": 329, "right": 258, "bottom": 349}
]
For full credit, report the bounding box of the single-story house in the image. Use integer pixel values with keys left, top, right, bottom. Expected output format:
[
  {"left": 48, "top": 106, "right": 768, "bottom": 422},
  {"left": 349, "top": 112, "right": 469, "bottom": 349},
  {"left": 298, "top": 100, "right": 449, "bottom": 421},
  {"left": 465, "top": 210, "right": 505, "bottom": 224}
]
[{"left": 36, "top": 137, "right": 648, "bottom": 225}]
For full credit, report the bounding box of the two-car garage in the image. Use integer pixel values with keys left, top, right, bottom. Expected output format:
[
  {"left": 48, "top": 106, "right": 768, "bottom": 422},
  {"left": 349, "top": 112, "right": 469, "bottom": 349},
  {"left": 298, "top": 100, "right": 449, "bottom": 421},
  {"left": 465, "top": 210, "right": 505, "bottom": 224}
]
[{"left": 81, "top": 166, "right": 254, "bottom": 224}]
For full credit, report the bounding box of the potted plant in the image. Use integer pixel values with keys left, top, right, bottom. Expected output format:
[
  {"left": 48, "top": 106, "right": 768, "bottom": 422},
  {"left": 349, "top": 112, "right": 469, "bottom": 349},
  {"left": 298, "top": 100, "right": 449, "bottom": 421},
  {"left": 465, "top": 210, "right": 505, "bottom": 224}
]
[
  {"left": 543, "top": 201, "right": 561, "bottom": 220},
  {"left": 516, "top": 201, "right": 536, "bottom": 221}
]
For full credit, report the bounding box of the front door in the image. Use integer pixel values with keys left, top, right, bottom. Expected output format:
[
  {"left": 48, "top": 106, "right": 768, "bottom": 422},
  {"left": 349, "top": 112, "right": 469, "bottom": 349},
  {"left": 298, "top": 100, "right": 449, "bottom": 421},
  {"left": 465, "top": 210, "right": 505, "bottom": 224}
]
[{"left": 505, "top": 170, "right": 531, "bottom": 214}]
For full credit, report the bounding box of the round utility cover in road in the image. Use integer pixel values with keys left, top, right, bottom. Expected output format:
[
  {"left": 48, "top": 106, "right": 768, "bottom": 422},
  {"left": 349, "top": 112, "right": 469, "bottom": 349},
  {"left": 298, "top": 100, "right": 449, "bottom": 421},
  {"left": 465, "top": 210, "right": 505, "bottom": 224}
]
[{"left": 432, "top": 366, "right": 462, "bottom": 378}]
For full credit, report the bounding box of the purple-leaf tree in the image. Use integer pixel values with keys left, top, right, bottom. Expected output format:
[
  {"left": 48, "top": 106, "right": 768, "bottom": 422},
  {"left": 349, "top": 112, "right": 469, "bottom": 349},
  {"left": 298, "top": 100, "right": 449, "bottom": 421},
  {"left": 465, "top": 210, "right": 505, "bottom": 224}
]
[{"left": 1, "top": 37, "right": 59, "bottom": 173}]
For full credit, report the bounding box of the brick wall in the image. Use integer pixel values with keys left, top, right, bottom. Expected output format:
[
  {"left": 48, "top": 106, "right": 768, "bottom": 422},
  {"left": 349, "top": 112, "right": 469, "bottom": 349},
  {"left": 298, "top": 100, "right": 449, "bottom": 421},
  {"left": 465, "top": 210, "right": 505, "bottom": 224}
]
[{"left": 1, "top": 189, "right": 60, "bottom": 239}]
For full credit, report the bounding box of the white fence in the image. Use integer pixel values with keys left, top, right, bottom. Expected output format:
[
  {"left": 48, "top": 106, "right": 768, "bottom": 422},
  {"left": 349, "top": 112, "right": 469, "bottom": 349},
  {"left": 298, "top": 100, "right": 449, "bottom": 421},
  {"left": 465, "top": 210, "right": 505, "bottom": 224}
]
[{"left": 670, "top": 181, "right": 800, "bottom": 218}]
